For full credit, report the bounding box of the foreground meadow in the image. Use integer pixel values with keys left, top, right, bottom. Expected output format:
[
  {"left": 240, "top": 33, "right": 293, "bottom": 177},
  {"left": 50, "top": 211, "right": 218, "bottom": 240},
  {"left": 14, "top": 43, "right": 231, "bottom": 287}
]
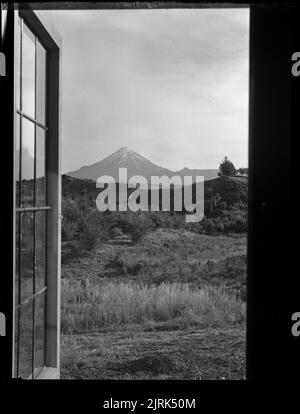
[{"left": 61, "top": 229, "right": 246, "bottom": 379}]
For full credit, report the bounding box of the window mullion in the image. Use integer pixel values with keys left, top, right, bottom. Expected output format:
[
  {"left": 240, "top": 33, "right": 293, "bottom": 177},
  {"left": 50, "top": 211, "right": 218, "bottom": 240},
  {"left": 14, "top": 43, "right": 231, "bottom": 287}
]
[
  {"left": 31, "top": 33, "right": 38, "bottom": 380},
  {"left": 16, "top": 18, "right": 23, "bottom": 378},
  {"left": 16, "top": 216, "right": 21, "bottom": 378}
]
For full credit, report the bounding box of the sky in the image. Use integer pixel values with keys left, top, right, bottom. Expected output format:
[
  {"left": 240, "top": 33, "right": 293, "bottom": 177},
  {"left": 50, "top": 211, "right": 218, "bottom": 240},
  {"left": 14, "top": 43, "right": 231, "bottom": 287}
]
[{"left": 37, "top": 8, "right": 249, "bottom": 173}]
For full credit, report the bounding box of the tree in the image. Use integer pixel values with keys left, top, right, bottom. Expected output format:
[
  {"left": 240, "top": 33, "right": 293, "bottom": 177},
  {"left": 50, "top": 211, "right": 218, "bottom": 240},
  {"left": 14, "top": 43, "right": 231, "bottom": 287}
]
[
  {"left": 236, "top": 167, "right": 248, "bottom": 176},
  {"left": 218, "top": 156, "right": 236, "bottom": 177}
]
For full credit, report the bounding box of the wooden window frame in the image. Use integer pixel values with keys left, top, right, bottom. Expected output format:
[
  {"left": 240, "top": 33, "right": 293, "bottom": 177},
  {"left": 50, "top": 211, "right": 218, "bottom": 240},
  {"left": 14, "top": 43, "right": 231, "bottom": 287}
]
[{"left": 12, "top": 5, "right": 62, "bottom": 379}]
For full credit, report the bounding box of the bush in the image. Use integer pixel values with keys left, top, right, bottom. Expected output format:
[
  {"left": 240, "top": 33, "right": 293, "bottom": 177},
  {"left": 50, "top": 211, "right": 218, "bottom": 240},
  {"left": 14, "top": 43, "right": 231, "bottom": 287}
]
[
  {"left": 105, "top": 211, "right": 155, "bottom": 243},
  {"left": 76, "top": 219, "right": 99, "bottom": 251},
  {"left": 61, "top": 190, "right": 247, "bottom": 257},
  {"left": 61, "top": 241, "right": 81, "bottom": 264},
  {"left": 62, "top": 200, "right": 110, "bottom": 257},
  {"left": 62, "top": 199, "right": 82, "bottom": 222},
  {"left": 62, "top": 219, "right": 79, "bottom": 241}
]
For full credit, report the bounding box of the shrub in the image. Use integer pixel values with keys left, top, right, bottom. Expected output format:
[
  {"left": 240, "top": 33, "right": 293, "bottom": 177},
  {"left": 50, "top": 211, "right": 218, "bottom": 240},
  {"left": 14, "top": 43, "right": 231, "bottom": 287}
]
[
  {"left": 62, "top": 219, "right": 78, "bottom": 241},
  {"left": 62, "top": 199, "right": 82, "bottom": 222},
  {"left": 76, "top": 219, "right": 99, "bottom": 251},
  {"left": 106, "top": 211, "right": 155, "bottom": 243},
  {"left": 61, "top": 241, "right": 81, "bottom": 264},
  {"left": 62, "top": 201, "right": 110, "bottom": 257}
]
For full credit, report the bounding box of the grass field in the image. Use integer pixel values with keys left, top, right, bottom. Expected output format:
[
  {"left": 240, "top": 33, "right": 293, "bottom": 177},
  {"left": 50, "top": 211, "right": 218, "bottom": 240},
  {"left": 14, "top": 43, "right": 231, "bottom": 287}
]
[
  {"left": 61, "top": 229, "right": 246, "bottom": 379},
  {"left": 62, "top": 280, "right": 245, "bottom": 334}
]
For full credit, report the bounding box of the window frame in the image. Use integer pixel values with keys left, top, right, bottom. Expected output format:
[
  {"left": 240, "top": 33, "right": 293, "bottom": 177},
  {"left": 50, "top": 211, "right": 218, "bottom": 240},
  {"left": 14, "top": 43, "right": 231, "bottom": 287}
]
[{"left": 12, "top": 5, "right": 61, "bottom": 380}]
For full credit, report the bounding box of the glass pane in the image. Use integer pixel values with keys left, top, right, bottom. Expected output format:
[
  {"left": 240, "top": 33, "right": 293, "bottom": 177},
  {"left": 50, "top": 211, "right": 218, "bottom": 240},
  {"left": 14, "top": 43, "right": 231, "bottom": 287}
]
[
  {"left": 22, "top": 23, "right": 35, "bottom": 118},
  {"left": 34, "top": 292, "right": 45, "bottom": 375},
  {"left": 19, "top": 301, "right": 33, "bottom": 379},
  {"left": 14, "top": 308, "right": 20, "bottom": 378},
  {"left": 20, "top": 212, "right": 34, "bottom": 302},
  {"left": 15, "top": 114, "right": 20, "bottom": 207},
  {"left": 21, "top": 118, "right": 34, "bottom": 206},
  {"left": 36, "top": 127, "right": 46, "bottom": 206},
  {"left": 15, "top": 212, "right": 20, "bottom": 306},
  {"left": 36, "top": 41, "right": 46, "bottom": 125},
  {"left": 35, "top": 211, "right": 46, "bottom": 292},
  {"left": 15, "top": 16, "right": 21, "bottom": 111}
]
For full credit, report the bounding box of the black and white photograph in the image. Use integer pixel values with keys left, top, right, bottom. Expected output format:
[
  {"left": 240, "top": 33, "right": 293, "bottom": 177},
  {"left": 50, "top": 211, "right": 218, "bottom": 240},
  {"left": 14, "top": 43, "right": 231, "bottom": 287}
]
[{"left": 0, "top": 0, "right": 297, "bottom": 400}]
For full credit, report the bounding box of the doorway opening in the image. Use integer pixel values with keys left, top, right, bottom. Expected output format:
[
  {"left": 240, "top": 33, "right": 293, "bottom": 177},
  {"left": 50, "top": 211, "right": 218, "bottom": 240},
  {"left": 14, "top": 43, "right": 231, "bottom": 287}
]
[{"left": 16, "top": 6, "right": 249, "bottom": 380}]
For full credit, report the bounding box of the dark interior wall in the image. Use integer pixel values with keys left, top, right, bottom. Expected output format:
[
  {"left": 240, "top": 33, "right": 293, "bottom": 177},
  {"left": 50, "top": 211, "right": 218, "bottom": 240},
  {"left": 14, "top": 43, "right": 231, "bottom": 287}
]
[{"left": 247, "top": 4, "right": 296, "bottom": 380}]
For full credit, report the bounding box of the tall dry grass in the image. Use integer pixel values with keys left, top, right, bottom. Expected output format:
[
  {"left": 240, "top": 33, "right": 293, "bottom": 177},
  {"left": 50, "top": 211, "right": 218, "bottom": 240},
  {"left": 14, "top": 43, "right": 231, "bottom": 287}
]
[{"left": 61, "top": 279, "right": 245, "bottom": 334}]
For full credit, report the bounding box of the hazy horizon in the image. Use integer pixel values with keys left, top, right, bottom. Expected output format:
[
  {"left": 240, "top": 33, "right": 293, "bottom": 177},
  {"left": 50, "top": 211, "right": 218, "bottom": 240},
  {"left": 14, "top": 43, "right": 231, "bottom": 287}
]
[{"left": 36, "top": 8, "right": 249, "bottom": 174}]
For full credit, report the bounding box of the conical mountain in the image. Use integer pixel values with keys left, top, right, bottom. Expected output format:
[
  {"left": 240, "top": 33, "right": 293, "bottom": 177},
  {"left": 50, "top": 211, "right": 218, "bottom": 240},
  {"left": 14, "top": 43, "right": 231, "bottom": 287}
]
[{"left": 67, "top": 146, "right": 173, "bottom": 182}]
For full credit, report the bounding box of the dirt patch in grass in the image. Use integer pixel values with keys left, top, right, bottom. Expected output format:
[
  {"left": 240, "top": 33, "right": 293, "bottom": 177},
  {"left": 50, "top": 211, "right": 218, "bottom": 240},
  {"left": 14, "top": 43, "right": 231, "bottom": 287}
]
[{"left": 111, "top": 354, "right": 176, "bottom": 375}]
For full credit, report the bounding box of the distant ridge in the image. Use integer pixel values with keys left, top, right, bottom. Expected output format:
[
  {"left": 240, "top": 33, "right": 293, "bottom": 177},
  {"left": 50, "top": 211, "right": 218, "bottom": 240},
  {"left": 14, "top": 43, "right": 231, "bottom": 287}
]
[
  {"left": 67, "top": 146, "right": 219, "bottom": 183},
  {"left": 62, "top": 174, "right": 247, "bottom": 208}
]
